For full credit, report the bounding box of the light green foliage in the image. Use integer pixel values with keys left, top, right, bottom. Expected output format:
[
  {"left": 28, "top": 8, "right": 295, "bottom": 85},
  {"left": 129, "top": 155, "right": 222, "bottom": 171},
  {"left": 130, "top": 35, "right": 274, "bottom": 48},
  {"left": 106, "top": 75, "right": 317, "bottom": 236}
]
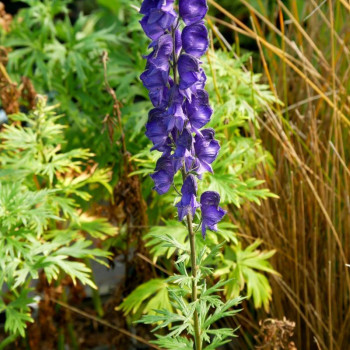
[
  {"left": 138, "top": 237, "right": 244, "bottom": 349},
  {"left": 119, "top": 279, "right": 172, "bottom": 317},
  {"left": 2, "top": 0, "right": 151, "bottom": 173},
  {"left": 202, "top": 50, "right": 279, "bottom": 207},
  {"left": 215, "top": 240, "right": 279, "bottom": 311},
  {"left": 0, "top": 98, "right": 117, "bottom": 338}
]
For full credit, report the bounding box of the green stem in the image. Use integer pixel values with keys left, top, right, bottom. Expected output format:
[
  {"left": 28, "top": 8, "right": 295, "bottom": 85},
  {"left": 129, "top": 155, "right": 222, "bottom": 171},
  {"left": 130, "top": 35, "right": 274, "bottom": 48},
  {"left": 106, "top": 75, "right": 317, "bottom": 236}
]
[
  {"left": 186, "top": 213, "right": 202, "bottom": 350},
  {"left": 61, "top": 288, "right": 79, "bottom": 350},
  {"left": 57, "top": 327, "right": 65, "bottom": 350},
  {"left": 0, "top": 334, "right": 18, "bottom": 350},
  {"left": 85, "top": 259, "right": 104, "bottom": 318}
]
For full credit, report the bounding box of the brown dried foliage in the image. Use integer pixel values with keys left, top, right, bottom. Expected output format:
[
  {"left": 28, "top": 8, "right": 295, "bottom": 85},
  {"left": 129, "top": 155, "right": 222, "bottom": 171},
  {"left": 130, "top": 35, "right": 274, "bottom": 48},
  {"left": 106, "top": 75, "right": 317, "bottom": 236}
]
[
  {"left": 0, "top": 48, "right": 37, "bottom": 115},
  {"left": 255, "top": 318, "right": 297, "bottom": 350},
  {"left": 209, "top": 1, "right": 350, "bottom": 349},
  {"left": 0, "top": 2, "right": 12, "bottom": 32}
]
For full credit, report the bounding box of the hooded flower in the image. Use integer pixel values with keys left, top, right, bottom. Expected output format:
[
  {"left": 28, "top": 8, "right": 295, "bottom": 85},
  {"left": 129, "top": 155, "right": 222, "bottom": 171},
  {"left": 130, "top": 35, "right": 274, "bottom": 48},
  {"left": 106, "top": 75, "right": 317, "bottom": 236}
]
[
  {"left": 178, "top": 54, "right": 202, "bottom": 90},
  {"left": 164, "top": 86, "right": 187, "bottom": 131},
  {"left": 184, "top": 89, "right": 213, "bottom": 131},
  {"left": 148, "top": 85, "right": 169, "bottom": 107},
  {"left": 176, "top": 175, "right": 200, "bottom": 220},
  {"left": 140, "top": 9, "right": 177, "bottom": 40},
  {"left": 140, "top": 63, "right": 169, "bottom": 91},
  {"left": 147, "top": 34, "right": 174, "bottom": 71},
  {"left": 193, "top": 128, "right": 220, "bottom": 174},
  {"left": 179, "top": 0, "right": 208, "bottom": 25},
  {"left": 151, "top": 154, "right": 175, "bottom": 194},
  {"left": 145, "top": 108, "right": 170, "bottom": 151},
  {"left": 182, "top": 22, "right": 209, "bottom": 57},
  {"left": 174, "top": 128, "right": 193, "bottom": 158},
  {"left": 140, "top": 0, "right": 175, "bottom": 15},
  {"left": 200, "top": 191, "right": 226, "bottom": 237}
]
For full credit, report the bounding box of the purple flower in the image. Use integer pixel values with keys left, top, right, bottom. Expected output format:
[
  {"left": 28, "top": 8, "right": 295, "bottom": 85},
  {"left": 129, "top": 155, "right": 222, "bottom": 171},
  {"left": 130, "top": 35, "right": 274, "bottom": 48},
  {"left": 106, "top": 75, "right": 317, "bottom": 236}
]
[
  {"left": 194, "top": 128, "right": 220, "bottom": 174},
  {"left": 145, "top": 108, "right": 170, "bottom": 151},
  {"left": 178, "top": 54, "right": 202, "bottom": 90},
  {"left": 164, "top": 86, "right": 187, "bottom": 131},
  {"left": 180, "top": 69, "right": 207, "bottom": 102},
  {"left": 140, "top": 63, "right": 168, "bottom": 91},
  {"left": 179, "top": 0, "right": 208, "bottom": 25},
  {"left": 147, "top": 34, "right": 173, "bottom": 71},
  {"left": 174, "top": 29, "right": 183, "bottom": 57},
  {"left": 173, "top": 128, "right": 193, "bottom": 158},
  {"left": 148, "top": 86, "right": 168, "bottom": 107},
  {"left": 176, "top": 175, "right": 200, "bottom": 220},
  {"left": 140, "top": 9, "right": 177, "bottom": 40},
  {"left": 200, "top": 191, "right": 226, "bottom": 237},
  {"left": 140, "top": 0, "right": 224, "bottom": 239},
  {"left": 140, "top": 0, "right": 175, "bottom": 15},
  {"left": 182, "top": 22, "right": 209, "bottom": 57},
  {"left": 184, "top": 89, "right": 213, "bottom": 131},
  {"left": 151, "top": 154, "right": 175, "bottom": 194}
]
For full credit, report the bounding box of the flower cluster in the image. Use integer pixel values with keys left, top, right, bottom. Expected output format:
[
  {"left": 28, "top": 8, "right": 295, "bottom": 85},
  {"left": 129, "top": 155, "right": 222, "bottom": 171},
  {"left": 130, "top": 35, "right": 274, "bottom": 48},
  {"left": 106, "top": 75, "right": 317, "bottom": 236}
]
[{"left": 140, "top": 0, "right": 226, "bottom": 237}]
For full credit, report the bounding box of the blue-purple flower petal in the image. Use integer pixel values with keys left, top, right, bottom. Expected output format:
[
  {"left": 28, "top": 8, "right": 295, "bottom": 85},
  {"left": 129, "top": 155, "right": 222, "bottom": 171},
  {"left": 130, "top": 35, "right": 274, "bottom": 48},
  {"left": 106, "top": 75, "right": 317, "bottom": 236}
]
[
  {"left": 145, "top": 108, "right": 170, "bottom": 151},
  {"left": 194, "top": 128, "right": 220, "bottom": 174},
  {"left": 150, "top": 155, "right": 175, "bottom": 194},
  {"left": 176, "top": 175, "right": 200, "bottom": 220},
  {"left": 178, "top": 54, "right": 201, "bottom": 90},
  {"left": 140, "top": 0, "right": 175, "bottom": 15},
  {"left": 179, "top": 0, "right": 208, "bottom": 25},
  {"left": 185, "top": 89, "right": 213, "bottom": 131},
  {"left": 140, "top": 10, "right": 177, "bottom": 40},
  {"left": 200, "top": 191, "right": 226, "bottom": 237},
  {"left": 182, "top": 22, "right": 209, "bottom": 57}
]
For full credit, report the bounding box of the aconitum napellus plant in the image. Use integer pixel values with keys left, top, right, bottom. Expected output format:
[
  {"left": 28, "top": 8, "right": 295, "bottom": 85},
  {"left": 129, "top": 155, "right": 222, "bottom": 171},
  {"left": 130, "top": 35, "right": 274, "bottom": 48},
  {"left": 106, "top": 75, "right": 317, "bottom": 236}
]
[
  {"left": 140, "top": 0, "right": 226, "bottom": 236},
  {"left": 139, "top": 1, "right": 242, "bottom": 349}
]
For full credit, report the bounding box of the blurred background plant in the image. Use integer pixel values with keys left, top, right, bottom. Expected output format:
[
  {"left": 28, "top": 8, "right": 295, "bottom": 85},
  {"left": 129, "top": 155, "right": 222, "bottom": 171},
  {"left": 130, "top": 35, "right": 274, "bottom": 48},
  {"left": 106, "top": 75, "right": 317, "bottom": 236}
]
[{"left": 0, "top": 0, "right": 348, "bottom": 349}]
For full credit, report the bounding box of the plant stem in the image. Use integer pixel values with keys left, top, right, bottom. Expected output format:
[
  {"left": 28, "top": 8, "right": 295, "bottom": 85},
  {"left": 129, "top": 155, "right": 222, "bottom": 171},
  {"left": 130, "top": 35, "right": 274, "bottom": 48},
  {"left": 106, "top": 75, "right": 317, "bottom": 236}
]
[
  {"left": 186, "top": 212, "right": 202, "bottom": 350},
  {"left": 85, "top": 259, "right": 104, "bottom": 318},
  {"left": 0, "top": 334, "right": 18, "bottom": 350}
]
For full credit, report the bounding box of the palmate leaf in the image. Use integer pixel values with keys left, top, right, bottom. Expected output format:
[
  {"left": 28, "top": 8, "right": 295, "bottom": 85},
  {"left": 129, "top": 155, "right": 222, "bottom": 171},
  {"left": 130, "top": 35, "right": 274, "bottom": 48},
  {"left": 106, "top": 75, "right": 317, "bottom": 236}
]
[
  {"left": 216, "top": 241, "right": 278, "bottom": 311},
  {"left": 0, "top": 290, "right": 34, "bottom": 337},
  {"left": 0, "top": 183, "right": 59, "bottom": 236},
  {"left": 71, "top": 214, "right": 118, "bottom": 239},
  {"left": 145, "top": 220, "right": 188, "bottom": 261},
  {"left": 205, "top": 173, "right": 277, "bottom": 207},
  {"left": 118, "top": 279, "right": 171, "bottom": 317},
  {"left": 152, "top": 335, "right": 193, "bottom": 350}
]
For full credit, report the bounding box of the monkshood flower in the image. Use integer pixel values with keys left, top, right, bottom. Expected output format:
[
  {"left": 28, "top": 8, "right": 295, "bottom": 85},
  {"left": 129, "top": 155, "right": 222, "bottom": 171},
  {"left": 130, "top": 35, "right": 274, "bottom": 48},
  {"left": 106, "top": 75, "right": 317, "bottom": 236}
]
[
  {"left": 182, "top": 22, "right": 209, "bottom": 57},
  {"left": 179, "top": 0, "right": 208, "bottom": 25},
  {"left": 140, "top": 0, "right": 226, "bottom": 236},
  {"left": 176, "top": 175, "right": 200, "bottom": 221},
  {"left": 140, "top": 0, "right": 175, "bottom": 15},
  {"left": 194, "top": 128, "right": 220, "bottom": 176},
  {"left": 151, "top": 154, "right": 174, "bottom": 194},
  {"left": 200, "top": 191, "right": 227, "bottom": 237},
  {"left": 140, "top": 9, "right": 177, "bottom": 40}
]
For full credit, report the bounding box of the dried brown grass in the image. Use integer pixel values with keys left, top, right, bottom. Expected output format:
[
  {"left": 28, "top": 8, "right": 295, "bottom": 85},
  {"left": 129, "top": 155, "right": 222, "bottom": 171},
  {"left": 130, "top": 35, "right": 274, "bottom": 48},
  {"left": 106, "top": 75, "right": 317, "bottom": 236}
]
[{"left": 209, "top": 0, "right": 350, "bottom": 349}]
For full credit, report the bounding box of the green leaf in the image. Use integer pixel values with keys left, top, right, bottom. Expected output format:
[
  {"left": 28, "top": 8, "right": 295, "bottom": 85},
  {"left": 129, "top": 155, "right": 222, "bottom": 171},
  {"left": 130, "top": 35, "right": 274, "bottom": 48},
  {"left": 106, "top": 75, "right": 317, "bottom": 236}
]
[{"left": 119, "top": 279, "right": 171, "bottom": 316}]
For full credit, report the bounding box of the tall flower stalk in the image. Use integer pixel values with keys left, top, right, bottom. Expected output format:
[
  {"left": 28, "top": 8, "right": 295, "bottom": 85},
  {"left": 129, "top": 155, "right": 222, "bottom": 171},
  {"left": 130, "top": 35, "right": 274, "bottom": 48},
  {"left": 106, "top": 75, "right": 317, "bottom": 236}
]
[{"left": 139, "top": 1, "right": 242, "bottom": 349}]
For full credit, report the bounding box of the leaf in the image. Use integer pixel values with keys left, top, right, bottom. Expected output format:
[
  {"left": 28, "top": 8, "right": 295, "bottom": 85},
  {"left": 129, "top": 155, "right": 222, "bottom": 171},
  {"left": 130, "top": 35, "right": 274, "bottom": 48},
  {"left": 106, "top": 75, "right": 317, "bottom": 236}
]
[
  {"left": 218, "top": 241, "right": 279, "bottom": 312},
  {"left": 1, "top": 290, "right": 35, "bottom": 337},
  {"left": 145, "top": 220, "right": 188, "bottom": 261},
  {"left": 118, "top": 279, "right": 171, "bottom": 316}
]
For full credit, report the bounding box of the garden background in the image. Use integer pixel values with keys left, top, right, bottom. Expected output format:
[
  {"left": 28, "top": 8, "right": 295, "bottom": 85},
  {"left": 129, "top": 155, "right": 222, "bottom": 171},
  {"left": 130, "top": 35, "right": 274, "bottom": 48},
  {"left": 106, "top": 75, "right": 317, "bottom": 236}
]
[{"left": 0, "top": 0, "right": 349, "bottom": 349}]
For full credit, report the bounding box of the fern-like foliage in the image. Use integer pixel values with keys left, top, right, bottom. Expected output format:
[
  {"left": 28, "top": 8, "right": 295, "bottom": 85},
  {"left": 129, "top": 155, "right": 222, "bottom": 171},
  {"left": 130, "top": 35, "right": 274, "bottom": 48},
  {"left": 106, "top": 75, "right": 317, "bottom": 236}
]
[
  {"left": 0, "top": 97, "right": 117, "bottom": 339},
  {"left": 137, "top": 236, "right": 244, "bottom": 349}
]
